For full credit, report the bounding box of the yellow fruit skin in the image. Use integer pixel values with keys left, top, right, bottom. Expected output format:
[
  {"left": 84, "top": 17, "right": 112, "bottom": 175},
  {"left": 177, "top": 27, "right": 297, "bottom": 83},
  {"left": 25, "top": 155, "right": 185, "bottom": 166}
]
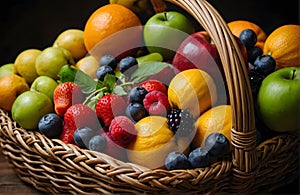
[
  {"left": 192, "top": 105, "right": 232, "bottom": 150},
  {"left": 263, "top": 24, "right": 300, "bottom": 70},
  {"left": 14, "top": 49, "right": 41, "bottom": 84},
  {"left": 53, "top": 29, "right": 87, "bottom": 61},
  {"left": 0, "top": 74, "right": 29, "bottom": 111},
  {"left": 168, "top": 69, "right": 217, "bottom": 118},
  {"left": 127, "top": 116, "right": 191, "bottom": 169},
  {"left": 75, "top": 56, "right": 99, "bottom": 79}
]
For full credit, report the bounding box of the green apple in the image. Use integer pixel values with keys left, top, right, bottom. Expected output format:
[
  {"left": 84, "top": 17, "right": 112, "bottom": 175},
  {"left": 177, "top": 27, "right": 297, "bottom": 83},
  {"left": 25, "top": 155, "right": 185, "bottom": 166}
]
[
  {"left": 35, "top": 47, "right": 75, "bottom": 80},
  {"left": 30, "top": 75, "right": 58, "bottom": 101},
  {"left": 0, "top": 63, "right": 14, "bottom": 78},
  {"left": 256, "top": 67, "right": 300, "bottom": 132},
  {"left": 143, "top": 11, "right": 195, "bottom": 60},
  {"left": 110, "top": 0, "right": 149, "bottom": 14},
  {"left": 11, "top": 91, "right": 54, "bottom": 130}
]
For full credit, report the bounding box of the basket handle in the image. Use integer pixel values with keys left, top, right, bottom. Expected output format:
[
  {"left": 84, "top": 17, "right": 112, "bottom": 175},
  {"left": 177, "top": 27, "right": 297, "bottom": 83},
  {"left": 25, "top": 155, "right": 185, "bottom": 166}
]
[{"left": 161, "top": 0, "right": 258, "bottom": 187}]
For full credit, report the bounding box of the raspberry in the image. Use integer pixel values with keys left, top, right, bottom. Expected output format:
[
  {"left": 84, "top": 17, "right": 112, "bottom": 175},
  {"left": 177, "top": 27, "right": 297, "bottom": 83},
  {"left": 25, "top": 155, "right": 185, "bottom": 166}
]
[
  {"left": 143, "top": 90, "right": 170, "bottom": 116},
  {"left": 109, "top": 116, "right": 137, "bottom": 147}
]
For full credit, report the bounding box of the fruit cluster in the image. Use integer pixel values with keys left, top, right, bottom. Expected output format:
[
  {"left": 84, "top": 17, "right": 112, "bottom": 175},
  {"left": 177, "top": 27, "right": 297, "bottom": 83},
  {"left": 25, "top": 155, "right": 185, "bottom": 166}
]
[{"left": 0, "top": 1, "right": 299, "bottom": 170}]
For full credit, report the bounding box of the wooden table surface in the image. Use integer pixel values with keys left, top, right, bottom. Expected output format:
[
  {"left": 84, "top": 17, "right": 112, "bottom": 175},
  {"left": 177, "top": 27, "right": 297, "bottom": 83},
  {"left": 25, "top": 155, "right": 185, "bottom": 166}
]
[{"left": 0, "top": 149, "right": 44, "bottom": 195}]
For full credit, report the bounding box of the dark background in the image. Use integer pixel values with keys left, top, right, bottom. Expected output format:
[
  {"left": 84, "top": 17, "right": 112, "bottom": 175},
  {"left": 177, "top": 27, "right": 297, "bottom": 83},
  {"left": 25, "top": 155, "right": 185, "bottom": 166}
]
[
  {"left": 0, "top": 0, "right": 299, "bottom": 65},
  {"left": 0, "top": 0, "right": 299, "bottom": 193}
]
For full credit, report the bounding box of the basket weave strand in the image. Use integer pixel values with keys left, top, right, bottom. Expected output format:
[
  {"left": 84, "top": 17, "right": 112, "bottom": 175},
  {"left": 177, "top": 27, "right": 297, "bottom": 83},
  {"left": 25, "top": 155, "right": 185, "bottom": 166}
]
[{"left": 0, "top": 0, "right": 299, "bottom": 194}]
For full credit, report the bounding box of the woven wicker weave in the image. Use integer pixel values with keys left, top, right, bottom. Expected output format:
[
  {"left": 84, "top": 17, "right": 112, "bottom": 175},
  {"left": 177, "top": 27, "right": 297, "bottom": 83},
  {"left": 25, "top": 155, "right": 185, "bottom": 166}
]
[{"left": 0, "top": 0, "right": 299, "bottom": 194}]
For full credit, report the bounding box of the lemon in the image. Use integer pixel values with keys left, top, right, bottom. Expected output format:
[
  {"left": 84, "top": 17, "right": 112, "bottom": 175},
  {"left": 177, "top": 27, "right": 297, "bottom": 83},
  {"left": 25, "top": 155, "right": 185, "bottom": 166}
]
[
  {"left": 127, "top": 116, "right": 191, "bottom": 169},
  {"left": 53, "top": 29, "right": 88, "bottom": 61},
  {"left": 75, "top": 55, "right": 99, "bottom": 79},
  {"left": 192, "top": 105, "right": 232, "bottom": 150},
  {"left": 168, "top": 69, "right": 218, "bottom": 118},
  {"left": 14, "top": 49, "right": 41, "bottom": 84}
]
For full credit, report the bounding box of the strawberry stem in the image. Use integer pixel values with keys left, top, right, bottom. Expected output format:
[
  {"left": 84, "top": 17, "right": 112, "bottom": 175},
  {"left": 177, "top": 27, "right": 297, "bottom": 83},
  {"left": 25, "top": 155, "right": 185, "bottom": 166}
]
[{"left": 83, "top": 87, "right": 108, "bottom": 105}]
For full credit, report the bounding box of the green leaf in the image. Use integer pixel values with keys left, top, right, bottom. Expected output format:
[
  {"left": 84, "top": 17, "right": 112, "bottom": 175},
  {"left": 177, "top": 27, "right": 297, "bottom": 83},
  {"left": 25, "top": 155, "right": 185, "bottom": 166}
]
[
  {"left": 95, "top": 74, "right": 117, "bottom": 94},
  {"left": 58, "top": 65, "right": 98, "bottom": 94},
  {"left": 130, "top": 62, "right": 171, "bottom": 83},
  {"left": 112, "top": 85, "right": 128, "bottom": 96}
]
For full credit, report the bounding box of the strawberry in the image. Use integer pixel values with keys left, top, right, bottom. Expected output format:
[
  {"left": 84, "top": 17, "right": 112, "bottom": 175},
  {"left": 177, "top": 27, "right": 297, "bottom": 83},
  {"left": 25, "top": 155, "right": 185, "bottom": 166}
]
[
  {"left": 138, "top": 79, "right": 168, "bottom": 95},
  {"left": 53, "top": 82, "right": 84, "bottom": 116},
  {"left": 61, "top": 104, "right": 102, "bottom": 144},
  {"left": 143, "top": 90, "right": 170, "bottom": 116},
  {"left": 95, "top": 94, "right": 127, "bottom": 127},
  {"left": 108, "top": 116, "right": 137, "bottom": 148}
]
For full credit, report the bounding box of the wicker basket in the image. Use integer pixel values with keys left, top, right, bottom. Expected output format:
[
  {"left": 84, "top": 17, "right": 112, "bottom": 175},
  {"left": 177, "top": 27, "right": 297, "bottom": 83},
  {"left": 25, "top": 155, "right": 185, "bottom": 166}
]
[{"left": 0, "top": 0, "right": 299, "bottom": 194}]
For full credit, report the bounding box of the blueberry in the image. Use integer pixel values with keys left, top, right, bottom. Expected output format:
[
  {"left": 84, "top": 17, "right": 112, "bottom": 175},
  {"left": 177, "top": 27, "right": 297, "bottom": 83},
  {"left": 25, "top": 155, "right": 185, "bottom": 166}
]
[
  {"left": 188, "top": 147, "right": 210, "bottom": 168},
  {"left": 126, "top": 102, "right": 149, "bottom": 122},
  {"left": 164, "top": 151, "right": 191, "bottom": 170},
  {"left": 73, "top": 127, "right": 98, "bottom": 148},
  {"left": 89, "top": 135, "right": 107, "bottom": 152},
  {"left": 129, "top": 86, "right": 148, "bottom": 103},
  {"left": 96, "top": 65, "right": 115, "bottom": 81},
  {"left": 248, "top": 70, "right": 264, "bottom": 96},
  {"left": 38, "top": 113, "right": 63, "bottom": 138},
  {"left": 239, "top": 29, "right": 257, "bottom": 48},
  {"left": 254, "top": 54, "right": 276, "bottom": 76},
  {"left": 204, "top": 132, "right": 230, "bottom": 158},
  {"left": 99, "top": 54, "right": 117, "bottom": 70},
  {"left": 247, "top": 46, "right": 263, "bottom": 64},
  {"left": 119, "top": 56, "right": 138, "bottom": 76}
]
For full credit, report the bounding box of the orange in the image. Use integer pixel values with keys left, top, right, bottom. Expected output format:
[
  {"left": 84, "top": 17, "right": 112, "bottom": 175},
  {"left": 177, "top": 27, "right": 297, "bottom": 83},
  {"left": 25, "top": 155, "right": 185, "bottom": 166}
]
[
  {"left": 83, "top": 4, "right": 143, "bottom": 60},
  {"left": 0, "top": 74, "right": 29, "bottom": 111},
  {"left": 168, "top": 69, "right": 218, "bottom": 118},
  {"left": 263, "top": 24, "right": 300, "bottom": 70},
  {"left": 127, "top": 116, "right": 191, "bottom": 169},
  {"left": 228, "top": 20, "right": 267, "bottom": 49},
  {"left": 191, "top": 105, "right": 232, "bottom": 150}
]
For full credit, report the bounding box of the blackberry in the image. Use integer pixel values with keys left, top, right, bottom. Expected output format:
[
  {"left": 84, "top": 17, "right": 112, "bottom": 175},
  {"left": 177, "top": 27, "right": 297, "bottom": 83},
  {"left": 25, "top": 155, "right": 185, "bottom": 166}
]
[{"left": 167, "top": 108, "right": 195, "bottom": 136}]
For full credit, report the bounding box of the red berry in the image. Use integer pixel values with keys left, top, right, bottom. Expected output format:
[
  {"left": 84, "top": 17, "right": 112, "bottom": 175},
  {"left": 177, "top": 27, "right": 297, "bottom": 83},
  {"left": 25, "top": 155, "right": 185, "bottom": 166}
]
[
  {"left": 143, "top": 90, "right": 170, "bottom": 116},
  {"left": 53, "top": 82, "right": 84, "bottom": 116},
  {"left": 138, "top": 79, "right": 168, "bottom": 95},
  {"left": 109, "top": 116, "right": 137, "bottom": 148},
  {"left": 95, "top": 94, "right": 127, "bottom": 127},
  {"left": 61, "top": 104, "right": 101, "bottom": 144}
]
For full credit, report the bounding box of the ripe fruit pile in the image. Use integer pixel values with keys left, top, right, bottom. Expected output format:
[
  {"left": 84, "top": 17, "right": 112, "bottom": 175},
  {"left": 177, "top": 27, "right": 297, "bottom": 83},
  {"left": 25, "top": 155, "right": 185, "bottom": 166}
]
[{"left": 0, "top": 2, "right": 299, "bottom": 170}]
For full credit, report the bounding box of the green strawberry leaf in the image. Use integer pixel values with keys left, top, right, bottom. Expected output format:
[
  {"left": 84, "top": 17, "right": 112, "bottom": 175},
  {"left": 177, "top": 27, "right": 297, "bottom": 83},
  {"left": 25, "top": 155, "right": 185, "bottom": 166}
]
[
  {"left": 130, "top": 62, "right": 171, "bottom": 83},
  {"left": 112, "top": 85, "right": 128, "bottom": 96},
  {"left": 58, "top": 65, "right": 97, "bottom": 94}
]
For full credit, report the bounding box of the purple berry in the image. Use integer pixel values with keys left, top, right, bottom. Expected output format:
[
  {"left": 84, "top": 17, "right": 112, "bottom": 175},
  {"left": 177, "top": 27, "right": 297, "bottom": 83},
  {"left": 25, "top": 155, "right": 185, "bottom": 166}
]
[
  {"left": 253, "top": 54, "right": 276, "bottom": 76},
  {"left": 239, "top": 29, "right": 257, "bottom": 48},
  {"left": 204, "top": 132, "right": 230, "bottom": 158}
]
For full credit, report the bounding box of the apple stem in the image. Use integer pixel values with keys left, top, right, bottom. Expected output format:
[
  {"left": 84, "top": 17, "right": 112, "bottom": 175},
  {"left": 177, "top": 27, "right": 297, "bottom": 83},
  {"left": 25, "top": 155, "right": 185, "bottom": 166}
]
[
  {"left": 291, "top": 69, "right": 296, "bottom": 80},
  {"left": 163, "top": 11, "right": 168, "bottom": 21}
]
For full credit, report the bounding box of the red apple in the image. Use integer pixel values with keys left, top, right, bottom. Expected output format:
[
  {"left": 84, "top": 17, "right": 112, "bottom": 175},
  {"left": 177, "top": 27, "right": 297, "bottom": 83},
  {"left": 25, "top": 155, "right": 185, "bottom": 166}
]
[
  {"left": 172, "top": 31, "right": 229, "bottom": 104},
  {"left": 172, "top": 31, "right": 222, "bottom": 76}
]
